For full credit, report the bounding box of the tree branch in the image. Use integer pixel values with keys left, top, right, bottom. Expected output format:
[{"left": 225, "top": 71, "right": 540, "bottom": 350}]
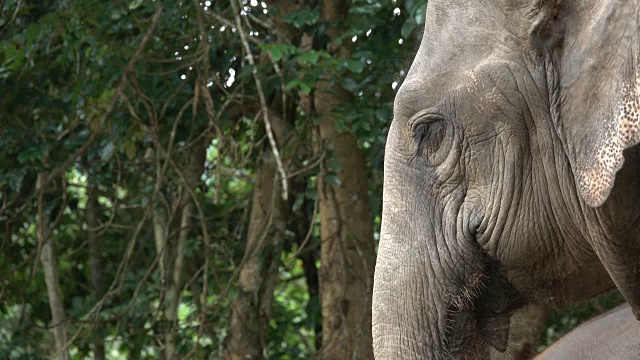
[
  {"left": 230, "top": 0, "right": 288, "bottom": 201},
  {"left": 48, "top": 6, "right": 164, "bottom": 183}
]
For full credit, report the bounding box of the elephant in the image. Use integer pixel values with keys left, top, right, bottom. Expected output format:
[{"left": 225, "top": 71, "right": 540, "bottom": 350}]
[
  {"left": 372, "top": 0, "right": 640, "bottom": 359},
  {"left": 535, "top": 303, "right": 640, "bottom": 359}
]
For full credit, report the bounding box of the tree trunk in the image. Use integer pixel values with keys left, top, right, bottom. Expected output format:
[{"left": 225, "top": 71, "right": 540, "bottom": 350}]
[
  {"left": 151, "top": 196, "right": 172, "bottom": 358},
  {"left": 316, "top": 106, "right": 376, "bottom": 360},
  {"left": 314, "top": 3, "right": 376, "bottom": 359},
  {"left": 37, "top": 173, "right": 70, "bottom": 360},
  {"left": 86, "top": 176, "right": 106, "bottom": 360},
  {"left": 163, "top": 199, "right": 191, "bottom": 360},
  {"left": 299, "top": 247, "right": 322, "bottom": 351},
  {"left": 220, "top": 0, "right": 298, "bottom": 348},
  {"left": 151, "top": 206, "right": 171, "bottom": 358},
  {"left": 152, "top": 137, "right": 208, "bottom": 360},
  {"left": 292, "top": 177, "right": 322, "bottom": 350},
  {"left": 152, "top": 207, "right": 168, "bottom": 284},
  {"left": 221, "top": 146, "right": 288, "bottom": 359}
]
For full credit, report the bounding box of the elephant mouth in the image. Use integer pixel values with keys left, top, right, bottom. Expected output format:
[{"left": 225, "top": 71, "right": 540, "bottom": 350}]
[{"left": 443, "top": 258, "right": 526, "bottom": 355}]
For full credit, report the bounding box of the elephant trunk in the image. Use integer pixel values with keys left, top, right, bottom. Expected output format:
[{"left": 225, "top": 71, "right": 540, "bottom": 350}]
[
  {"left": 372, "top": 149, "right": 488, "bottom": 358},
  {"left": 372, "top": 229, "right": 447, "bottom": 358}
]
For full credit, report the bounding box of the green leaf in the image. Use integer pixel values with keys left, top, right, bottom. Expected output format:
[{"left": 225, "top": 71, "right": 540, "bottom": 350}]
[
  {"left": 260, "top": 44, "right": 296, "bottom": 61},
  {"left": 375, "top": 107, "right": 391, "bottom": 122},
  {"left": 333, "top": 113, "right": 348, "bottom": 133},
  {"left": 128, "top": 0, "right": 143, "bottom": 10},
  {"left": 296, "top": 50, "right": 329, "bottom": 65},
  {"left": 286, "top": 79, "right": 312, "bottom": 94},
  {"left": 101, "top": 141, "right": 114, "bottom": 161},
  {"left": 298, "top": 82, "right": 312, "bottom": 94},
  {"left": 326, "top": 152, "right": 344, "bottom": 171},
  {"left": 401, "top": 19, "right": 416, "bottom": 38},
  {"left": 349, "top": 4, "right": 382, "bottom": 16},
  {"left": 236, "top": 64, "right": 254, "bottom": 80},
  {"left": 414, "top": 2, "right": 427, "bottom": 25},
  {"left": 6, "top": 169, "right": 26, "bottom": 193},
  {"left": 404, "top": 0, "right": 416, "bottom": 13},
  {"left": 17, "top": 145, "right": 45, "bottom": 164},
  {"left": 341, "top": 77, "right": 359, "bottom": 92},
  {"left": 283, "top": 9, "right": 320, "bottom": 28},
  {"left": 2, "top": 42, "right": 16, "bottom": 59},
  {"left": 347, "top": 60, "right": 365, "bottom": 74},
  {"left": 270, "top": 47, "right": 285, "bottom": 61},
  {"left": 124, "top": 142, "right": 136, "bottom": 160},
  {"left": 292, "top": 194, "right": 305, "bottom": 212},
  {"left": 298, "top": 51, "right": 319, "bottom": 65},
  {"left": 324, "top": 173, "right": 341, "bottom": 187}
]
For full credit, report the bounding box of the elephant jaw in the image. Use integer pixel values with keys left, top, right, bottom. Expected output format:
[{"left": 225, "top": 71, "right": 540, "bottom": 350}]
[{"left": 373, "top": 233, "right": 520, "bottom": 358}]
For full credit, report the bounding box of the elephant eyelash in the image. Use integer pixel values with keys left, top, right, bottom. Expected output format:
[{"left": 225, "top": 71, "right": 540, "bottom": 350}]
[
  {"left": 408, "top": 109, "right": 445, "bottom": 159},
  {"left": 414, "top": 125, "right": 432, "bottom": 156},
  {"left": 408, "top": 109, "right": 445, "bottom": 133}
]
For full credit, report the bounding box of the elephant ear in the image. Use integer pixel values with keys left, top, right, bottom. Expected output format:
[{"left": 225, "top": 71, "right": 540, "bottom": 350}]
[
  {"left": 567, "top": 63, "right": 640, "bottom": 208},
  {"left": 534, "top": 1, "right": 640, "bottom": 207}
]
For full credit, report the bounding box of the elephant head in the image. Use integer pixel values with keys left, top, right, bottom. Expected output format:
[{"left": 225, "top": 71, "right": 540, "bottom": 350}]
[{"left": 373, "top": 0, "right": 640, "bottom": 358}]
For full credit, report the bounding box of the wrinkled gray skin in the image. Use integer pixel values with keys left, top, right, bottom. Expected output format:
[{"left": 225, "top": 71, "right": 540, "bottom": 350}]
[
  {"left": 373, "top": 0, "right": 640, "bottom": 359},
  {"left": 535, "top": 303, "right": 640, "bottom": 359}
]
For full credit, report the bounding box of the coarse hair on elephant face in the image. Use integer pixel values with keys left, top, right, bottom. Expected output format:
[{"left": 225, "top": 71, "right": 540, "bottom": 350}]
[{"left": 372, "top": 0, "right": 640, "bottom": 359}]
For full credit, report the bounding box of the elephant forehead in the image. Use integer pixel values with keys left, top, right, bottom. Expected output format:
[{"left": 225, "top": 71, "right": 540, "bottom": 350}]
[
  {"left": 456, "top": 63, "right": 530, "bottom": 125},
  {"left": 464, "top": 69, "right": 482, "bottom": 92},
  {"left": 394, "top": 74, "right": 451, "bottom": 115},
  {"left": 397, "top": 60, "right": 523, "bottom": 113},
  {"left": 462, "top": 60, "right": 522, "bottom": 91}
]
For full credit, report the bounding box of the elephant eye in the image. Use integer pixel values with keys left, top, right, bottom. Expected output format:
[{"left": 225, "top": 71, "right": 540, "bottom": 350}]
[{"left": 408, "top": 108, "right": 446, "bottom": 158}]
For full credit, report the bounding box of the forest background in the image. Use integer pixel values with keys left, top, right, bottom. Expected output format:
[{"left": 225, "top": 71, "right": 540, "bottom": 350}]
[{"left": 0, "top": 0, "right": 624, "bottom": 359}]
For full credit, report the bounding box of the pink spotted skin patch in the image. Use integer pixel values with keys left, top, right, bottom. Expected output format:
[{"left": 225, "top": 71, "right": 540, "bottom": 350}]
[{"left": 578, "top": 68, "right": 640, "bottom": 207}]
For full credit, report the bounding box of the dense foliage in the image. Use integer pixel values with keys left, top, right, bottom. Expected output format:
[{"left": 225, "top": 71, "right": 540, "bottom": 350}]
[{"left": 0, "top": 0, "right": 622, "bottom": 359}]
